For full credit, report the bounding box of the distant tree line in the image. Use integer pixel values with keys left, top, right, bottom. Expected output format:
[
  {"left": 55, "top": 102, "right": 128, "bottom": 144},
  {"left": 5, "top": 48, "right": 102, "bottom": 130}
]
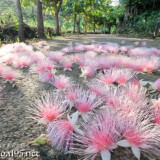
[{"left": 16, "top": 0, "right": 122, "bottom": 42}]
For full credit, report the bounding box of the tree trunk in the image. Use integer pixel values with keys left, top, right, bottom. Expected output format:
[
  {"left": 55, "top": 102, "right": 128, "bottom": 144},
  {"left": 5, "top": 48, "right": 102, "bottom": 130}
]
[
  {"left": 16, "top": 0, "right": 25, "bottom": 42},
  {"left": 59, "top": 18, "right": 62, "bottom": 32},
  {"left": 93, "top": 16, "right": 96, "bottom": 33},
  {"left": 93, "top": 21, "right": 95, "bottom": 33},
  {"left": 155, "top": 21, "right": 160, "bottom": 36},
  {"left": 77, "top": 14, "right": 81, "bottom": 34},
  {"left": 108, "top": 26, "right": 111, "bottom": 34},
  {"left": 73, "top": 14, "right": 76, "bottom": 34},
  {"left": 104, "top": 20, "right": 106, "bottom": 34},
  {"left": 53, "top": 0, "right": 63, "bottom": 35},
  {"left": 123, "top": 8, "right": 130, "bottom": 25},
  {"left": 36, "top": 0, "right": 45, "bottom": 38},
  {"left": 84, "top": 14, "right": 87, "bottom": 34},
  {"left": 55, "top": 9, "right": 60, "bottom": 35}
]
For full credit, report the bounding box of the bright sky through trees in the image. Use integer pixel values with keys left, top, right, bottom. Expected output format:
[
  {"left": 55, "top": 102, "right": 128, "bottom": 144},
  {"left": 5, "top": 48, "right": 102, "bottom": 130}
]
[{"left": 111, "top": 0, "right": 119, "bottom": 6}]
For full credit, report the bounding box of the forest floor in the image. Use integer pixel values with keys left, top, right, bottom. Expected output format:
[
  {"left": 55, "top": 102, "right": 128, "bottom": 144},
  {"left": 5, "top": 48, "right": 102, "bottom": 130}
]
[{"left": 0, "top": 34, "right": 160, "bottom": 160}]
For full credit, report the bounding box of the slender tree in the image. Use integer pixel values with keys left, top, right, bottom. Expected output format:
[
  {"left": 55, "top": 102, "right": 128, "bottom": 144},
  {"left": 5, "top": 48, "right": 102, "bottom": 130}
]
[
  {"left": 84, "top": 13, "right": 87, "bottom": 34},
  {"left": 77, "top": 14, "right": 81, "bottom": 34},
  {"left": 36, "top": 0, "right": 45, "bottom": 38},
  {"left": 17, "top": 0, "right": 25, "bottom": 42},
  {"left": 53, "top": 0, "right": 63, "bottom": 35},
  {"left": 73, "top": 14, "right": 76, "bottom": 33}
]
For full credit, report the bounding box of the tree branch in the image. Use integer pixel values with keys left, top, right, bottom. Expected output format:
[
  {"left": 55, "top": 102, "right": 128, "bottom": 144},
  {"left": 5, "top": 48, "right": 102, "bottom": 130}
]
[
  {"left": 52, "top": 0, "right": 57, "bottom": 9},
  {"left": 57, "top": 0, "right": 63, "bottom": 13}
]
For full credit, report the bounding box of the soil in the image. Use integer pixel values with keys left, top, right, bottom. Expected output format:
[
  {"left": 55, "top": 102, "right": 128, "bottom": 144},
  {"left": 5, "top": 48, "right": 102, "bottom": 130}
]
[{"left": 0, "top": 34, "right": 160, "bottom": 160}]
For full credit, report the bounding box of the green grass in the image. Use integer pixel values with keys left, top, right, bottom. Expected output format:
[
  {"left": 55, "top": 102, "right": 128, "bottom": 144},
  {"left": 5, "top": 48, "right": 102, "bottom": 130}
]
[
  {"left": 25, "top": 18, "right": 54, "bottom": 28},
  {"left": 44, "top": 19, "right": 54, "bottom": 28},
  {"left": 25, "top": 19, "right": 37, "bottom": 27}
]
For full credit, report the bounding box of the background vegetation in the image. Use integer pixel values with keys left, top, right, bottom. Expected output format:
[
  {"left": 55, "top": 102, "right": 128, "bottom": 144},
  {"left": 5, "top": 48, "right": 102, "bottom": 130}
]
[{"left": 0, "top": 0, "right": 160, "bottom": 42}]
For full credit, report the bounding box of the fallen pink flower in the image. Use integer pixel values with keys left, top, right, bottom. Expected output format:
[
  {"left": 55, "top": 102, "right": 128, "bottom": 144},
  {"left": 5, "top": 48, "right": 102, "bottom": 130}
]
[
  {"left": 121, "top": 40, "right": 125, "bottom": 44},
  {"left": 44, "top": 46, "right": 50, "bottom": 51},
  {"left": 50, "top": 75, "right": 73, "bottom": 90},
  {"left": 47, "top": 112, "right": 79, "bottom": 152},
  {"left": 39, "top": 71, "right": 54, "bottom": 83},
  {"left": 134, "top": 42, "right": 139, "bottom": 46},
  {"left": 154, "top": 79, "right": 160, "bottom": 91},
  {"left": 73, "top": 89, "right": 103, "bottom": 115},
  {"left": 28, "top": 92, "right": 66, "bottom": 124},
  {"left": 70, "top": 109, "right": 120, "bottom": 160},
  {"left": 117, "top": 115, "right": 160, "bottom": 160},
  {"left": 142, "top": 41, "right": 147, "bottom": 46},
  {"left": 1, "top": 68, "right": 19, "bottom": 81},
  {"left": 87, "top": 80, "right": 107, "bottom": 96}
]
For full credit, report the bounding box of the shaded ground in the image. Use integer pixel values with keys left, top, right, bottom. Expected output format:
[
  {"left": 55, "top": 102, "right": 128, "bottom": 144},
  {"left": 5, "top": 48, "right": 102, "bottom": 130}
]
[
  {"left": 0, "top": 34, "right": 160, "bottom": 160},
  {"left": 42, "top": 34, "right": 160, "bottom": 51}
]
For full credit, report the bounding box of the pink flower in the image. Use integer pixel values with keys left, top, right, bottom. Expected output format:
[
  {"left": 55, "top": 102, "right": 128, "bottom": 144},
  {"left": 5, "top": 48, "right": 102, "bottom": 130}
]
[
  {"left": 97, "top": 68, "right": 134, "bottom": 85},
  {"left": 31, "top": 51, "right": 45, "bottom": 64},
  {"left": 47, "top": 112, "right": 79, "bottom": 152},
  {"left": 68, "top": 42, "right": 73, "bottom": 47},
  {"left": 84, "top": 45, "right": 94, "bottom": 51},
  {"left": 98, "top": 73, "right": 116, "bottom": 85},
  {"left": 131, "top": 59, "right": 144, "bottom": 72},
  {"left": 62, "top": 47, "right": 73, "bottom": 53},
  {"left": 80, "top": 58, "right": 98, "bottom": 79},
  {"left": 44, "top": 46, "right": 50, "bottom": 51},
  {"left": 121, "top": 40, "right": 125, "bottom": 44},
  {"left": 0, "top": 65, "right": 9, "bottom": 74},
  {"left": 70, "top": 109, "right": 120, "bottom": 160},
  {"left": 87, "top": 80, "right": 107, "bottom": 96},
  {"left": 152, "top": 99, "right": 160, "bottom": 125},
  {"left": 1, "top": 68, "right": 19, "bottom": 80},
  {"left": 132, "top": 57, "right": 159, "bottom": 73},
  {"left": 62, "top": 58, "right": 72, "bottom": 70},
  {"left": 75, "top": 44, "right": 84, "bottom": 52},
  {"left": 142, "top": 41, "right": 147, "bottom": 46},
  {"left": 120, "top": 46, "right": 128, "bottom": 53},
  {"left": 48, "top": 120, "right": 73, "bottom": 150},
  {"left": 50, "top": 75, "right": 73, "bottom": 90},
  {"left": 28, "top": 92, "right": 66, "bottom": 124},
  {"left": 80, "top": 66, "right": 96, "bottom": 79},
  {"left": 77, "top": 55, "right": 85, "bottom": 67},
  {"left": 134, "top": 42, "right": 139, "bottom": 46},
  {"left": 143, "top": 57, "right": 159, "bottom": 72},
  {"left": 38, "top": 41, "right": 47, "bottom": 46},
  {"left": 38, "top": 71, "right": 54, "bottom": 83},
  {"left": 150, "top": 48, "right": 160, "bottom": 56},
  {"left": 127, "top": 77, "right": 140, "bottom": 86},
  {"left": 126, "top": 45, "right": 134, "bottom": 51},
  {"left": 93, "top": 45, "right": 104, "bottom": 53},
  {"left": 65, "top": 87, "right": 80, "bottom": 102},
  {"left": 69, "top": 55, "right": 79, "bottom": 63},
  {"left": 154, "top": 79, "right": 160, "bottom": 91},
  {"left": 129, "top": 47, "right": 151, "bottom": 57},
  {"left": 19, "top": 56, "right": 32, "bottom": 68},
  {"left": 48, "top": 51, "right": 63, "bottom": 62},
  {"left": 83, "top": 41, "right": 88, "bottom": 45},
  {"left": 104, "top": 87, "right": 120, "bottom": 108},
  {"left": 105, "top": 43, "right": 119, "bottom": 53},
  {"left": 115, "top": 69, "right": 134, "bottom": 84},
  {"left": 1, "top": 54, "right": 15, "bottom": 64},
  {"left": 123, "top": 83, "right": 147, "bottom": 102},
  {"left": 98, "top": 57, "right": 113, "bottom": 70},
  {"left": 117, "top": 55, "right": 132, "bottom": 68},
  {"left": 105, "top": 83, "right": 147, "bottom": 112},
  {"left": 73, "top": 90, "right": 103, "bottom": 114},
  {"left": 30, "top": 59, "right": 54, "bottom": 73},
  {"left": 117, "top": 116, "right": 160, "bottom": 160}
]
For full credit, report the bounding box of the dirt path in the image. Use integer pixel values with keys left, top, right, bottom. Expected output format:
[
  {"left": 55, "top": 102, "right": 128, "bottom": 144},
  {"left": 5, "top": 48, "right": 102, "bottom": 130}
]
[
  {"left": 0, "top": 34, "right": 160, "bottom": 160},
  {"left": 45, "top": 34, "right": 160, "bottom": 51}
]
